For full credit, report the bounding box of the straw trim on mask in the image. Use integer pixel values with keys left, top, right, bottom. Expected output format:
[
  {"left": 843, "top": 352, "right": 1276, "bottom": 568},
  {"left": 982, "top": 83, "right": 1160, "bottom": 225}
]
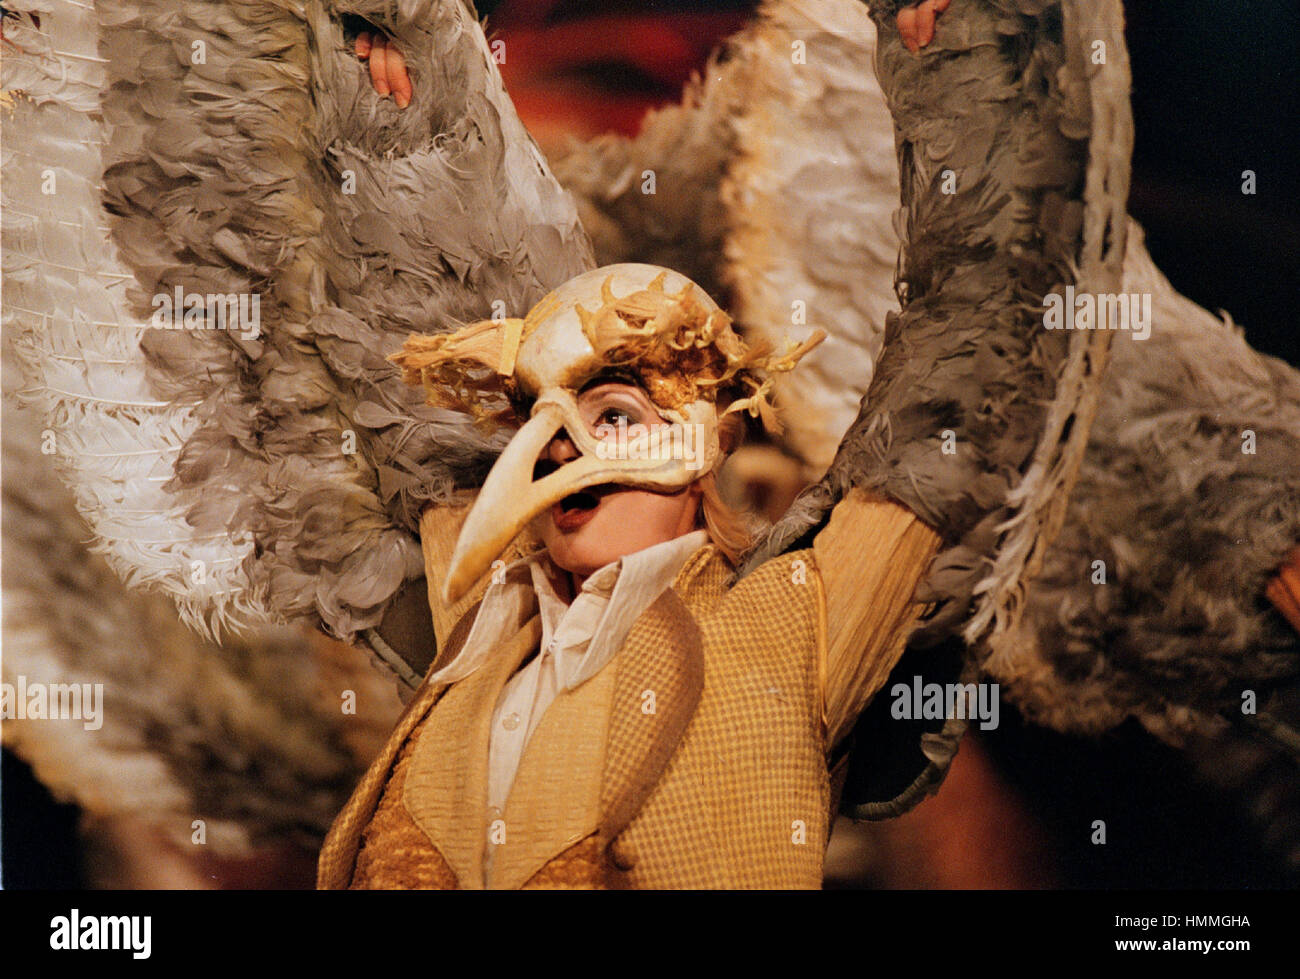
[{"left": 389, "top": 271, "right": 825, "bottom": 433}]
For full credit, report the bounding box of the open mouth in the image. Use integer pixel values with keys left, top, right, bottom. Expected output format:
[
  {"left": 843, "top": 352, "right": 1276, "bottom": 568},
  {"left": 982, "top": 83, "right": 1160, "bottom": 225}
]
[
  {"left": 531, "top": 459, "right": 625, "bottom": 529},
  {"left": 559, "top": 489, "right": 601, "bottom": 513},
  {"left": 549, "top": 481, "right": 619, "bottom": 532}
]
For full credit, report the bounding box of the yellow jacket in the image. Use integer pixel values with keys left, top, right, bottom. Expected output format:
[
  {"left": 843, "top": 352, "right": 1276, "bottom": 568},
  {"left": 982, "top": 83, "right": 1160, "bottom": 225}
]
[{"left": 317, "top": 488, "right": 939, "bottom": 888}]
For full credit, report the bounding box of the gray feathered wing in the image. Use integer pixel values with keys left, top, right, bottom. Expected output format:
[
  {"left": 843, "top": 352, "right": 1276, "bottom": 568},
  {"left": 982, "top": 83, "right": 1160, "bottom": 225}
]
[
  {"left": 3, "top": 0, "right": 592, "bottom": 644},
  {"left": 1, "top": 355, "right": 403, "bottom": 862},
  {"left": 556, "top": 0, "right": 1300, "bottom": 823}
]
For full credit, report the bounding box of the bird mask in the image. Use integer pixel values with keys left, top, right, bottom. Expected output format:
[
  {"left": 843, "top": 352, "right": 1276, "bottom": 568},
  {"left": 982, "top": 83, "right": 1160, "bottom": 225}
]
[{"left": 391, "top": 263, "right": 824, "bottom": 603}]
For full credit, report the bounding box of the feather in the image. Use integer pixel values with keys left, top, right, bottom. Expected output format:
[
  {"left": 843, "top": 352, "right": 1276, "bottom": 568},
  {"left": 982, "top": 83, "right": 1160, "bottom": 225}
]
[
  {"left": 2, "top": 0, "right": 259, "bottom": 641},
  {"left": 558, "top": 0, "right": 1300, "bottom": 776},
  {"left": 986, "top": 221, "right": 1300, "bottom": 744},
  {"left": 1, "top": 355, "right": 403, "bottom": 857},
  {"left": 743, "top": 0, "right": 1128, "bottom": 671},
  {"left": 5, "top": 0, "right": 594, "bottom": 642}
]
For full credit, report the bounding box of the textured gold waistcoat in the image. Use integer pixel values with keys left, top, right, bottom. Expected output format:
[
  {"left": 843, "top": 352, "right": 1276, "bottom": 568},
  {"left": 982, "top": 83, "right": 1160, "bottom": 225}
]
[{"left": 317, "top": 541, "right": 833, "bottom": 889}]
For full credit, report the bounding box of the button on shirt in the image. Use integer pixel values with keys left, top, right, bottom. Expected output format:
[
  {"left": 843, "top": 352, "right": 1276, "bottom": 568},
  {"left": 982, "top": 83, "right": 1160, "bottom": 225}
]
[{"left": 426, "top": 529, "right": 711, "bottom": 813}]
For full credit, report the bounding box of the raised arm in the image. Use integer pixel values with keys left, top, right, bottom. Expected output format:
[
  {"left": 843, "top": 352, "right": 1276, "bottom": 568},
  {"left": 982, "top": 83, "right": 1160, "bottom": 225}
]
[
  {"left": 736, "top": 0, "right": 1129, "bottom": 814},
  {"left": 813, "top": 488, "right": 943, "bottom": 749}
]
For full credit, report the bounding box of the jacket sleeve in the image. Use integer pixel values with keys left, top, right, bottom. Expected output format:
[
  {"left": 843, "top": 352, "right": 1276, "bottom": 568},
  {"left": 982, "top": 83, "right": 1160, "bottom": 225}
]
[{"left": 812, "top": 486, "right": 943, "bottom": 749}]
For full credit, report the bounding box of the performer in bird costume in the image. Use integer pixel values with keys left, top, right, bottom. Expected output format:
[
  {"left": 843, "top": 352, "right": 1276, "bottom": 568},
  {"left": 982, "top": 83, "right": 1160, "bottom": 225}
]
[
  {"left": 318, "top": 261, "right": 948, "bottom": 888},
  {"left": 4, "top": 0, "right": 1298, "bottom": 887},
  {"left": 322, "top": 0, "right": 1124, "bottom": 887}
]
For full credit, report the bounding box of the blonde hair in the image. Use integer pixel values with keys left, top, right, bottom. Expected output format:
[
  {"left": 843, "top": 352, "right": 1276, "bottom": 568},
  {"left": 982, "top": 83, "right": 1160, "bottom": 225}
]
[{"left": 695, "top": 411, "right": 753, "bottom": 567}]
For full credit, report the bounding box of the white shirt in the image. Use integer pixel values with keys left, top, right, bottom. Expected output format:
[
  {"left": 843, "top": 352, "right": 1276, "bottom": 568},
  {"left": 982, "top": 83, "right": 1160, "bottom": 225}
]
[{"left": 426, "top": 529, "right": 710, "bottom": 812}]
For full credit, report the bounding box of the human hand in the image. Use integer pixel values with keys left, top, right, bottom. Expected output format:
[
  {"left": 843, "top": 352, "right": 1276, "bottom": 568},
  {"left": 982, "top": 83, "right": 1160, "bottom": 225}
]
[
  {"left": 356, "top": 29, "right": 413, "bottom": 109},
  {"left": 896, "top": 0, "right": 951, "bottom": 54},
  {"left": 1267, "top": 545, "right": 1300, "bottom": 635}
]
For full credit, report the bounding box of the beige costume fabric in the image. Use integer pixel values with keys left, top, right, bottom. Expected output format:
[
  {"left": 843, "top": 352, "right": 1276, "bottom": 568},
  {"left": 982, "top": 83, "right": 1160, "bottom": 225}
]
[{"left": 318, "top": 488, "right": 940, "bottom": 889}]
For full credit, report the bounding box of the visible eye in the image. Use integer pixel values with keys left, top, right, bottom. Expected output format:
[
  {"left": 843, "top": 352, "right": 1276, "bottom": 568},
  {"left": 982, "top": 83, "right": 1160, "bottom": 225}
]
[
  {"left": 578, "top": 384, "right": 658, "bottom": 437},
  {"left": 597, "top": 406, "right": 633, "bottom": 428}
]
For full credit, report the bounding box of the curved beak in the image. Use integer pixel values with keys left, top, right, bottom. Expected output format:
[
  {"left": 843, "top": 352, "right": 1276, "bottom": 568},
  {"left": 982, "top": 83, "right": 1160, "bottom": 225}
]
[{"left": 441, "top": 394, "right": 709, "bottom": 603}]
